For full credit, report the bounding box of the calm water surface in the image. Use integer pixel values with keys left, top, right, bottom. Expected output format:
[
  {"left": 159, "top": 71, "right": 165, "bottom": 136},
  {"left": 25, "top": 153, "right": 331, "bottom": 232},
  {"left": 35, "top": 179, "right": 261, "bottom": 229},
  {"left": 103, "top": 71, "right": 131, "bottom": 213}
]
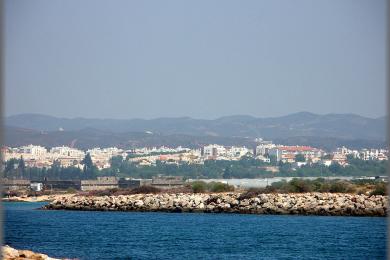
[{"left": 4, "top": 202, "right": 387, "bottom": 259}]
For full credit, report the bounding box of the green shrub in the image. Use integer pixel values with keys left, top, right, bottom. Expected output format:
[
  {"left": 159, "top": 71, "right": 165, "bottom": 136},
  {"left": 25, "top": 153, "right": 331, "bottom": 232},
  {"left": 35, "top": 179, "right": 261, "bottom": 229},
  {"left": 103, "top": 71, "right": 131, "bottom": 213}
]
[
  {"left": 66, "top": 187, "right": 77, "bottom": 194},
  {"left": 238, "top": 187, "right": 271, "bottom": 199},
  {"left": 329, "top": 181, "right": 355, "bottom": 193},
  {"left": 288, "top": 178, "right": 313, "bottom": 193},
  {"left": 190, "top": 181, "right": 235, "bottom": 193},
  {"left": 248, "top": 178, "right": 386, "bottom": 195},
  {"left": 130, "top": 186, "right": 161, "bottom": 194},
  {"left": 370, "top": 182, "right": 387, "bottom": 196},
  {"left": 318, "top": 182, "right": 331, "bottom": 193},
  {"left": 191, "top": 181, "right": 207, "bottom": 193},
  {"left": 208, "top": 182, "right": 235, "bottom": 192},
  {"left": 270, "top": 180, "right": 287, "bottom": 190}
]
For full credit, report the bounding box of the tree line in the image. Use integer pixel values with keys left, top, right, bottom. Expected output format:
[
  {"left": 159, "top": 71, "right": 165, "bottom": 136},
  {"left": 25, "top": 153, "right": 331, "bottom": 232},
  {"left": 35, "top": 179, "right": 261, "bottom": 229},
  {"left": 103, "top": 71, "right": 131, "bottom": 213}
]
[
  {"left": 2, "top": 154, "right": 387, "bottom": 180},
  {"left": 2, "top": 154, "right": 98, "bottom": 180}
]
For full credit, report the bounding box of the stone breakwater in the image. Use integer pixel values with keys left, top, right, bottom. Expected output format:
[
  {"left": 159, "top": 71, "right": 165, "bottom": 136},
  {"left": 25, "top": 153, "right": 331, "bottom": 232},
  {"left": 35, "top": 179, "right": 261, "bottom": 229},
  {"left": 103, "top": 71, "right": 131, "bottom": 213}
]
[{"left": 43, "top": 193, "right": 388, "bottom": 217}]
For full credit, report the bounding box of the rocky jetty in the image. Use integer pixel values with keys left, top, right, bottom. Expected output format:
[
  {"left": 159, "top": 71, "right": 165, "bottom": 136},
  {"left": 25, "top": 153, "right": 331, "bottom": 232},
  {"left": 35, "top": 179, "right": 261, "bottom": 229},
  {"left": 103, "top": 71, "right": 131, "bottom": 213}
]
[
  {"left": 2, "top": 245, "right": 62, "bottom": 260},
  {"left": 43, "top": 193, "right": 388, "bottom": 217},
  {"left": 43, "top": 193, "right": 388, "bottom": 216}
]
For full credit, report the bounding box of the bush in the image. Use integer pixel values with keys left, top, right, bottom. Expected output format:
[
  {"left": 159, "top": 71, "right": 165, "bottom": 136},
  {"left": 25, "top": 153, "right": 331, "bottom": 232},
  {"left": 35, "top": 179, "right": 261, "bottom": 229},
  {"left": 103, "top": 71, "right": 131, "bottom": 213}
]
[
  {"left": 370, "top": 182, "right": 387, "bottom": 196},
  {"left": 163, "top": 185, "right": 193, "bottom": 194},
  {"left": 208, "top": 182, "right": 235, "bottom": 192},
  {"left": 238, "top": 187, "right": 267, "bottom": 199},
  {"left": 85, "top": 186, "right": 163, "bottom": 196},
  {"left": 318, "top": 183, "right": 331, "bottom": 193},
  {"left": 191, "top": 181, "right": 207, "bottom": 193},
  {"left": 129, "top": 185, "right": 162, "bottom": 194},
  {"left": 288, "top": 178, "right": 313, "bottom": 193},
  {"left": 190, "top": 181, "right": 235, "bottom": 193},
  {"left": 329, "top": 181, "right": 355, "bottom": 193},
  {"left": 87, "top": 189, "right": 114, "bottom": 196},
  {"left": 258, "top": 178, "right": 372, "bottom": 194},
  {"left": 4, "top": 190, "right": 23, "bottom": 197},
  {"left": 270, "top": 180, "right": 287, "bottom": 190},
  {"left": 66, "top": 187, "right": 77, "bottom": 194}
]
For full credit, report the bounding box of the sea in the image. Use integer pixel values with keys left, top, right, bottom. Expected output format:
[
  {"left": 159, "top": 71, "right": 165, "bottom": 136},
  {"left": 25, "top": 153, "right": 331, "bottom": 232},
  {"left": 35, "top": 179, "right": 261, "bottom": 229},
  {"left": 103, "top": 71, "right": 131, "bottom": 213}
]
[{"left": 3, "top": 202, "right": 387, "bottom": 259}]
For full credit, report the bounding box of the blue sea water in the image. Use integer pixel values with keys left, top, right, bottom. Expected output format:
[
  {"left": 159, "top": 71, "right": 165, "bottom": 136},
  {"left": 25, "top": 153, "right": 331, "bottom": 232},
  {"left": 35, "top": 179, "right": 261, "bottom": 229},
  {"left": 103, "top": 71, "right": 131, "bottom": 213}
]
[{"left": 3, "top": 202, "right": 387, "bottom": 259}]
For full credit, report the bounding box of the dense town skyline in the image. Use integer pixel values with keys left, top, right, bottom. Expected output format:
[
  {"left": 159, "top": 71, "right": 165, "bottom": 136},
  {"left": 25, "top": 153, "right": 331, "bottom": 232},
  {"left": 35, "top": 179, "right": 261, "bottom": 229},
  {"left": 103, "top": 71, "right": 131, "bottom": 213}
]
[{"left": 4, "top": 142, "right": 387, "bottom": 170}]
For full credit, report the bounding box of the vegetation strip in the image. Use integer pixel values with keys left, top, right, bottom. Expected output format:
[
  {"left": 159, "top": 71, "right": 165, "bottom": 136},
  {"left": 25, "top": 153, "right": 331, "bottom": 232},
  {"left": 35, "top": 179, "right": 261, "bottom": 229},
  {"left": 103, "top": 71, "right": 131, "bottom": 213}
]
[{"left": 3, "top": 154, "right": 387, "bottom": 181}]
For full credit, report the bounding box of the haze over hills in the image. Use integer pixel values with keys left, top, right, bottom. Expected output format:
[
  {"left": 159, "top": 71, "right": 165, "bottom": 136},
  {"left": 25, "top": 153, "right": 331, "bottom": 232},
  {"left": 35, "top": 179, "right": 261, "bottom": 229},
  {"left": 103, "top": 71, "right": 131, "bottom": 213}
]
[
  {"left": 6, "top": 112, "right": 386, "bottom": 139},
  {"left": 4, "top": 112, "right": 387, "bottom": 150}
]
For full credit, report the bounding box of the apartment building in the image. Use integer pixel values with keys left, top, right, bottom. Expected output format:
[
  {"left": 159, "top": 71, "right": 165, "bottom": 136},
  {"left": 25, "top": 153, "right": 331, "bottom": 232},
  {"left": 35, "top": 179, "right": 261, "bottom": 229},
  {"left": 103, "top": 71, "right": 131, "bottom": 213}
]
[
  {"left": 268, "top": 146, "right": 323, "bottom": 163},
  {"left": 203, "top": 144, "right": 226, "bottom": 158},
  {"left": 50, "top": 146, "right": 85, "bottom": 159}
]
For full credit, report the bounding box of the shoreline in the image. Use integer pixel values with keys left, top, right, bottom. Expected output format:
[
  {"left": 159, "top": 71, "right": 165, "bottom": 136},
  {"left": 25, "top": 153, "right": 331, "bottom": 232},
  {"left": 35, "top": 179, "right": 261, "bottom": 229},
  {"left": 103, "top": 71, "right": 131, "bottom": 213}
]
[
  {"left": 2, "top": 194, "right": 75, "bottom": 203},
  {"left": 43, "top": 192, "right": 388, "bottom": 217},
  {"left": 2, "top": 245, "right": 62, "bottom": 260}
]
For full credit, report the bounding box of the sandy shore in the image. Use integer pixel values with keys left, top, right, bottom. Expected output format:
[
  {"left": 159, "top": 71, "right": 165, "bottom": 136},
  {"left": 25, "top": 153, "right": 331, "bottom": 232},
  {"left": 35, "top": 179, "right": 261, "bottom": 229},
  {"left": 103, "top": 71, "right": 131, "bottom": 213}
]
[{"left": 2, "top": 194, "right": 76, "bottom": 203}]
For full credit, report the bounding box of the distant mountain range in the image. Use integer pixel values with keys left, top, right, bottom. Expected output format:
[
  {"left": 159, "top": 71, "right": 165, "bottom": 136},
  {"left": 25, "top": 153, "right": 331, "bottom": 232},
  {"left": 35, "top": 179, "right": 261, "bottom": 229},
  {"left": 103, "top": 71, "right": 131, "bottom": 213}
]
[{"left": 4, "top": 112, "right": 387, "bottom": 150}]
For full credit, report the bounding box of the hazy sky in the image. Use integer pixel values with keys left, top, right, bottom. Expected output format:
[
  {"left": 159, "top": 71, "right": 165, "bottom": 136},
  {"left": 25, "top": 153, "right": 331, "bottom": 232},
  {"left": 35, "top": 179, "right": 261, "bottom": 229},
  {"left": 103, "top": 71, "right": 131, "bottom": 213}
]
[{"left": 5, "top": 0, "right": 387, "bottom": 119}]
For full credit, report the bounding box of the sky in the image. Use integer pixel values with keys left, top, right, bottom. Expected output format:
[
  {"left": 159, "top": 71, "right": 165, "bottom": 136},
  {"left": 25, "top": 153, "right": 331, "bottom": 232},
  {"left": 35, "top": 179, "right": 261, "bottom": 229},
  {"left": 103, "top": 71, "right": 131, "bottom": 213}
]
[{"left": 5, "top": 0, "right": 387, "bottom": 119}]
